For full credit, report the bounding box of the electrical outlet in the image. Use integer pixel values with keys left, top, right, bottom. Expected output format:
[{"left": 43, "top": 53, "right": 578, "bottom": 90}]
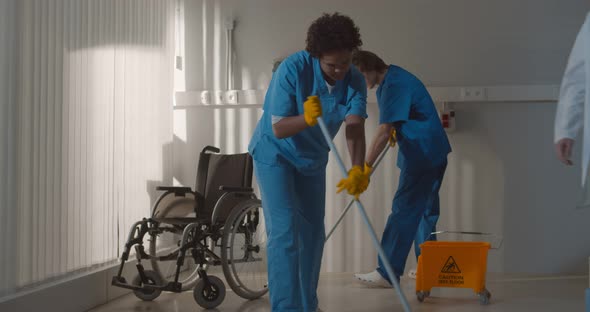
[
  {"left": 460, "top": 87, "right": 486, "bottom": 101},
  {"left": 226, "top": 90, "right": 239, "bottom": 104},
  {"left": 215, "top": 91, "right": 224, "bottom": 104},
  {"left": 200, "top": 90, "right": 210, "bottom": 105}
]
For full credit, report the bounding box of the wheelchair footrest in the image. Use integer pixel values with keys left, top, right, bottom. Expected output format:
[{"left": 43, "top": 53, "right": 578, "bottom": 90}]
[
  {"left": 144, "top": 281, "right": 182, "bottom": 293},
  {"left": 111, "top": 276, "right": 141, "bottom": 291},
  {"left": 111, "top": 276, "right": 182, "bottom": 293}
]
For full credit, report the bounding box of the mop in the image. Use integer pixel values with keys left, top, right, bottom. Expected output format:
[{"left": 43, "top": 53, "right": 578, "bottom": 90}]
[
  {"left": 325, "top": 142, "right": 392, "bottom": 243},
  {"left": 317, "top": 117, "right": 412, "bottom": 312}
]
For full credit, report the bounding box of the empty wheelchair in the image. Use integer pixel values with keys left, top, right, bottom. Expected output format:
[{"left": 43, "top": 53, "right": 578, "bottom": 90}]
[{"left": 111, "top": 146, "right": 268, "bottom": 309}]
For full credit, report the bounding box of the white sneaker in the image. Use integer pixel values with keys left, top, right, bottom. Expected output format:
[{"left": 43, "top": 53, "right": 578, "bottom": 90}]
[
  {"left": 353, "top": 270, "right": 393, "bottom": 288},
  {"left": 407, "top": 269, "right": 417, "bottom": 279}
]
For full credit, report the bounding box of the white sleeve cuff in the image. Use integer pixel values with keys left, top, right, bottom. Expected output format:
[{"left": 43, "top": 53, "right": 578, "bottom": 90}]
[
  {"left": 271, "top": 115, "right": 286, "bottom": 125},
  {"left": 554, "top": 129, "right": 577, "bottom": 143}
]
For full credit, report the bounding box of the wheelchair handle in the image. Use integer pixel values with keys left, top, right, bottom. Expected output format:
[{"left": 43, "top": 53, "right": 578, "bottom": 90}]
[{"left": 201, "top": 146, "right": 220, "bottom": 154}]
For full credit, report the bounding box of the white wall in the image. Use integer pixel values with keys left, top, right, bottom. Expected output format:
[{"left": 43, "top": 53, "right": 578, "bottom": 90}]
[
  {"left": 177, "top": 0, "right": 590, "bottom": 274},
  {"left": 184, "top": 0, "right": 590, "bottom": 89}
]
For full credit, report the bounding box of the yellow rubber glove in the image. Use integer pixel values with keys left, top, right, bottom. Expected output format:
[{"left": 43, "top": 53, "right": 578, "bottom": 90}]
[
  {"left": 388, "top": 128, "right": 397, "bottom": 147},
  {"left": 303, "top": 95, "right": 322, "bottom": 127},
  {"left": 337, "top": 165, "right": 370, "bottom": 199}
]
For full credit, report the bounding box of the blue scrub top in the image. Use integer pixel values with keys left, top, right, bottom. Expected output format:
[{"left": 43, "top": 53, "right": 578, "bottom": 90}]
[
  {"left": 248, "top": 51, "right": 367, "bottom": 175},
  {"left": 377, "top": 65, "right": 451, "bottom": 172}
]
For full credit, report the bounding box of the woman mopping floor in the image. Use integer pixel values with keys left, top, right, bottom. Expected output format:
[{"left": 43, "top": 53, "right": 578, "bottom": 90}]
[{"left": 352, "top": 50, "right": 452, "bottom": 288}]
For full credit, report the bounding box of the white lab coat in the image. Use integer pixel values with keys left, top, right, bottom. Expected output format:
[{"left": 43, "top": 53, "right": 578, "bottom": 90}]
[{"left": 555, "top": 12, "right": 590, "bottom": 186}]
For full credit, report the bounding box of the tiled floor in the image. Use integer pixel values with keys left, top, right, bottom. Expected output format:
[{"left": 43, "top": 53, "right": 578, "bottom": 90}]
[{"left": 90, "top": 273, "right": 587, "bottom": 312}]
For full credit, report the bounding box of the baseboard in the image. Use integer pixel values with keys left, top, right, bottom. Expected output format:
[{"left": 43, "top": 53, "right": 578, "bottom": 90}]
[{"left": 0, "top": 261, "right": 137, "bottom": 312}]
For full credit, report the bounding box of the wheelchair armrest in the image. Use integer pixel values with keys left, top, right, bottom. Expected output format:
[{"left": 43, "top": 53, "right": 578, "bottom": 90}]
[
  {"left": 156, "top": 186, "right": 192, "bottom": 196},
  {"left": 202, "top": 146, "right": 220, "bottom": 154},
  {"left": 219, "top": 186, "right": 253, "bottom": 193}
]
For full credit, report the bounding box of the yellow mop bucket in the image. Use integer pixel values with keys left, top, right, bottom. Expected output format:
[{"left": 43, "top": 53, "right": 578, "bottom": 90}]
[{"left": 416, "top": 239, "right": 493, "bottom": 305}]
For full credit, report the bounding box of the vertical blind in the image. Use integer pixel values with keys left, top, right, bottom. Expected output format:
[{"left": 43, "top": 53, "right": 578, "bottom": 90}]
[
  {"left": 0, "top": 0, "right": 175, "bottom": 296},
  {"left": 0, "top": 0, "right": 19, "bottom": 297}
]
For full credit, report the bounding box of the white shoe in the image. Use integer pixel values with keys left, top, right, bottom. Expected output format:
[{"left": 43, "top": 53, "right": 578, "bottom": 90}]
[
  {"left": 407, "top": 269, "right": 417, "bottom": 279},
  {"left": 353, "top": 270, "right": 393, "bottom": 288}
]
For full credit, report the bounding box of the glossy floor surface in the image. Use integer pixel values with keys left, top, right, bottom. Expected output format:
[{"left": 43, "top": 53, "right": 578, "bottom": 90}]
[{"left": 90, "top": 273, "right": 587, "bottom": 312}]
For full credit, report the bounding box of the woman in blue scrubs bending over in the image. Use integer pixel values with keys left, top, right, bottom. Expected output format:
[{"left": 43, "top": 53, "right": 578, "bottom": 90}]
[
  {"left": 352, "top": 50, "right": 451, "bottom": 288},
  {"left": 248, "top": 13, "right": 370, "bottom": 312}
]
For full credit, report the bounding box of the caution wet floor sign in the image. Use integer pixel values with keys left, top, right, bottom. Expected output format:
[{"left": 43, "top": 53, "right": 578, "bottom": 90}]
[
  {"left": 439, "top": 256, "right": 464, "bottom": 285},
  {"left": 416, "top": 241, "right": 491, "bottom": 293},
  {"left": 441, "top": 256, "right": 461, "bottom": 273}
]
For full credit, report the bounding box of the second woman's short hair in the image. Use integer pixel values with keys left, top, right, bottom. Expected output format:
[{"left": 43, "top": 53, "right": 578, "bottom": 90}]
[{"left": 352, "top": 50, "right": 388, "bottom": 72}]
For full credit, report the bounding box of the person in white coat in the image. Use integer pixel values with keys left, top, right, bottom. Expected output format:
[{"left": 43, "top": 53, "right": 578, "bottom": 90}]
[{"left": 555, "top": 12, "right": 590, "bottom": 186}]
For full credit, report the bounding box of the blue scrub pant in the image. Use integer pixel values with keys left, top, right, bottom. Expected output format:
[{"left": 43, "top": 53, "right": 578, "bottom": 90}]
[
  {"left": 377, "top": 161, "right": 447, "bottom": 282},
  {"left": 254, "top": 161, "right": 326, "bottom": 312}
]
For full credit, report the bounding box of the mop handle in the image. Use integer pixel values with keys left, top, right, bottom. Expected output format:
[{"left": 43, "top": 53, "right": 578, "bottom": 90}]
[
  {"left": 316, "top": 117, "right": 412, "bottom": 312},
  {"left": 325, "top": 144, "right": 391, "bottom": 242}
]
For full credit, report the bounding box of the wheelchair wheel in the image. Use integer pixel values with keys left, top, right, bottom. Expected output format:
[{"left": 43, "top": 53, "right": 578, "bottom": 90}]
[
  {"left": 192, "top": 275, "right": 226, "bottom": 309},
  {"left": 132, "top": 270, "right": 163, "bottom": 301},
  {"left": 148, "top": 224, "right": 201, "bottom": 291},
  {"left": 221, "top": 199, "right": 269, "bottom": 300}
]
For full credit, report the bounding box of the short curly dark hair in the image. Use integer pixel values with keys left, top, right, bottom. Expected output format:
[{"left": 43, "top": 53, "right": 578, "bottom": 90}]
[{"left": 306, "top": 12, "right": 362, "bottom": 58}]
